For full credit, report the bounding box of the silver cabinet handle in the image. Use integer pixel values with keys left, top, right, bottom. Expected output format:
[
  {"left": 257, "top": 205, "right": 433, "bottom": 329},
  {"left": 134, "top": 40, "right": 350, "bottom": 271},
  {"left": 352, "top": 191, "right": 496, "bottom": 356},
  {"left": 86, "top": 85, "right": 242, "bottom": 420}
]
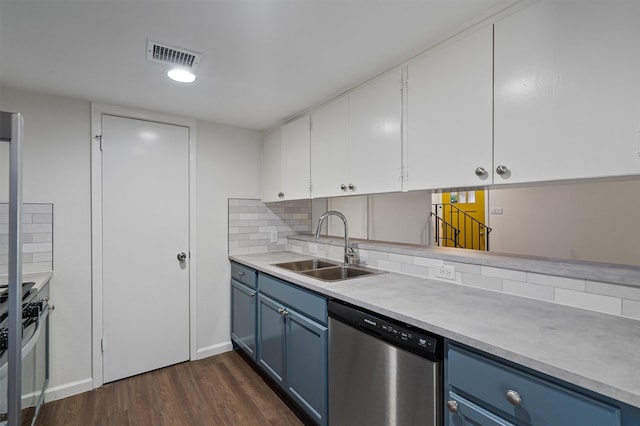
[
  {"left": 277, "top": 307, "right": 289, "bottom": 316},
  {"left": 278, "top": 192, "right": 284, "bottom": 199},
  {"left": 249, "top": 291, "right": 255, "bottom": 298},
  {"left": 340, "top": 184, "right": 347, "bottom": 191},
  {"left": 238, "top": 271, "right": 245, "bottom": 276},
  {"left": 506, "top": 389, "right": 522, "bottom": 406},
  {"left": 475, "top": 167, "right": 487, "bottom": 177},
  {"left": 496, "top": 165, "right": 509, "bottom": 176},
  {"left": 348, "top": 183, "right": 355, "bottom": 191},
  {"left": 446, "top": 400, "right": 459, "bottom": 414},
  {"left": 177, "top": 252, "right": 187, "bottom": 262}
]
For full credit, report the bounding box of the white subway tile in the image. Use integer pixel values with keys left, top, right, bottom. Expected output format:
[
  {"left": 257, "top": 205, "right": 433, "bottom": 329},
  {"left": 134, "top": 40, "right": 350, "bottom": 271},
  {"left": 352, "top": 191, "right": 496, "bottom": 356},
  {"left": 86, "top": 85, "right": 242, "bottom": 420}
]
[
  {"left": 22, "top": 242, "right": 52, "bottom": 253},
  {"left": 414, "top": 257, "right": 444, "bottom": 268},
  {"left": 527, "top": 273, "right": 586, "bottom": 291},
  {"left": 22, "top": 204, "right": 53, "bottom": 214},
  {"left": 554, "top": 288, "right": 621, "bottom": 316},
  {"left": 33, "top": 252, "right": 53, "bottom": 262},
  {"left": 481, "top": 266, "right": 526, "bottom": 281},
  {"left": 33, "top": 214, "right": 52, "bottom": 224},
  {"left": 622, "top": 300, "right": 640, "bottom": 320},
  {"left": 23, "top": 224, "right": 52, "bottom": 233},
  {"left": 22, "top": 262, "right": 52, "bottom": 273},
  {"left": 388, "top": 253, "right": 412, "bottom": 264},
  {"left": 586, "top": 281, "right": 640, "bottom": 301},
  {"left": 503, "top": 280, "right": 554, "bottom": 301},
  {"left": 400, "top": 263, "right": 429, "bottom": 278},
  {"left": 447, "top": 261, "right": 481, "bottom": 274},
  {"left": 459, "top": 273, "right": 502, "bottom": 291},
  {"left": 377, "top": 260, "right": 402, "bottom": 273}
]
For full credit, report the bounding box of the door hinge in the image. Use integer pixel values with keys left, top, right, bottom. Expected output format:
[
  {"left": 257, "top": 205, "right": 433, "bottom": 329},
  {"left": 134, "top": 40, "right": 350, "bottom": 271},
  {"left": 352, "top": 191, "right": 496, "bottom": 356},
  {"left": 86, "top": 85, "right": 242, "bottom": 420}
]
[
  {"left": 101, "top": 337, "right": 104, "bottom": 352},
  {"left": 95, "top": 134, "right": 103, "bottom": 151}
]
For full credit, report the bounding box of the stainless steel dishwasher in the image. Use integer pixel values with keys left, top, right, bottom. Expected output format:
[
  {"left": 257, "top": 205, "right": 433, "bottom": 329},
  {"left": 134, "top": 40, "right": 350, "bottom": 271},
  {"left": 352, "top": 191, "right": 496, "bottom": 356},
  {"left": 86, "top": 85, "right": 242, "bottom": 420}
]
[{"left": 329, "top": 300, "right": 443, "bottom": 426}]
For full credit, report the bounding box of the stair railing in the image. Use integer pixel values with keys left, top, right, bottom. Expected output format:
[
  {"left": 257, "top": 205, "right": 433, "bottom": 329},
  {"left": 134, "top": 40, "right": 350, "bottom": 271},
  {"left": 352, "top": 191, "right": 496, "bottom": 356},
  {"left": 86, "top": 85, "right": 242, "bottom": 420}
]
[
  {"left": 429, "top": 212, "right": 461, "bottom": 248},
  {"left": 431, "top": 203, "right": 492, "bottom": 251}
]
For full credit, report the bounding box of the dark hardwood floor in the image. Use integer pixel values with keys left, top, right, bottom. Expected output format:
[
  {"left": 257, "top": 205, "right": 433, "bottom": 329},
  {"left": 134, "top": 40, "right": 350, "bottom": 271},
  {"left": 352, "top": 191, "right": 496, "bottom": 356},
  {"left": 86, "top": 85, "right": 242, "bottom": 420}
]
[{"left": 35, "top": 350, "right": 305, "bottom": 426}]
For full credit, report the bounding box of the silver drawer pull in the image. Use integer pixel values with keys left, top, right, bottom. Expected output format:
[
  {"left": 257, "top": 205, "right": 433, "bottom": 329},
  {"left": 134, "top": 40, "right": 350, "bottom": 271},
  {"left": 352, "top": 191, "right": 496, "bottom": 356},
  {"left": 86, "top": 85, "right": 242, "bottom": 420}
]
[
  {"left": 249, "top": 291, "right": 255, "bottom": 298},
  {"left": 446, "top": 400, "right": 459, "bottom": 414},
  {"left": 506, "top": 389, "right": 522, "bottom": 406},
  {"left": 238, "top": 272, "right": 245, "bottom": 276}
]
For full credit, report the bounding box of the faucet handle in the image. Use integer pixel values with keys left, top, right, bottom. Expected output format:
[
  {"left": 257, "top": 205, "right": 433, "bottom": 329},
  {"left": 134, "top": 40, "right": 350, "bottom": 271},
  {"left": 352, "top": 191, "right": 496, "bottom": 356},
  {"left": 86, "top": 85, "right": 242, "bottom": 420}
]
[{"left": 345, "top": 247, "right": 358, "bottom": 265}]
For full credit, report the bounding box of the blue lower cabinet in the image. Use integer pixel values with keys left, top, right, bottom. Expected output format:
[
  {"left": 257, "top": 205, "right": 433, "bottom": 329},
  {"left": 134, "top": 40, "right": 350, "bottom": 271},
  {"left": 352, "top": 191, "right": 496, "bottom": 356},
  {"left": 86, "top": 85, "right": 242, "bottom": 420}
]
[
  {"left": 257, "top": 293, "right": 286, "bottom": 387},
  {"left": 230, "top": 279, "right": 257, "bottom": 360},
  {"left": 446, "top": 343, "right": 623, "bottom": 426},
  {"left": 286, "top": 308, "right": 328, "bottom": 425},
  {"left": 256, "top": 273, "right": 328, "bottom": 426}
]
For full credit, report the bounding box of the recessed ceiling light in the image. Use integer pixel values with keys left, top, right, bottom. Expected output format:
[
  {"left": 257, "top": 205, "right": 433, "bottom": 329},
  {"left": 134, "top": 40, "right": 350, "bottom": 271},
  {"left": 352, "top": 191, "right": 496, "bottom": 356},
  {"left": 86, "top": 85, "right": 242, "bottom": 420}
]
[{"left": 166, "top": 68, "right": 196, "bottom": 84}]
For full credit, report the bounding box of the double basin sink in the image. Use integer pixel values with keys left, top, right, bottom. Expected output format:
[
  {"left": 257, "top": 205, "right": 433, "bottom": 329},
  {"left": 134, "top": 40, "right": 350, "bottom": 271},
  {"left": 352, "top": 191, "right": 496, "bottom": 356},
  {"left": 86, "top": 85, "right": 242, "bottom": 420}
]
[{"left": 274, "top": 259, "right": 383, "bottom": 282}]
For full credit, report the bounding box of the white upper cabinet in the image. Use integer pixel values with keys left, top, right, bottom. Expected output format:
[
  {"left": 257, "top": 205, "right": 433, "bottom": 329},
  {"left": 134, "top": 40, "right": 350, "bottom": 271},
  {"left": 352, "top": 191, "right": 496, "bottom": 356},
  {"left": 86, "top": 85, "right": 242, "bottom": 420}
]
[
  {"left": 348, "top": 69, "right": 403, "bottom": 195},
  {"left": 262, "top": 129, "right": 282, "bottom": 203},
  {"left": 310, "top": 96, "right": 350, "bottom": 198},
  {"left": 494, "top": 1, "right": 640, "bottom": 185},
  {"left": 280, "top": 114, "right": 311, "bottom": 200},
  {"left": 261, "top": 115, "right": 310, "bottom": 202},
  {"left": 406, "top": 25, "right": 493, "bottom": 190}
]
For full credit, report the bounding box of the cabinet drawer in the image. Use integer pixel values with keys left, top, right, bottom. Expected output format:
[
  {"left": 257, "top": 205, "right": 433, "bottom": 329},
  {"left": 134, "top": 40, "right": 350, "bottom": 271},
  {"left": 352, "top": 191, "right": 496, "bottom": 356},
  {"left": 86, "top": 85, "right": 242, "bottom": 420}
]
[
  {"left": 447, "top": 391, "right": 514, "bottom": 426},
  {"left": 231, "top": 262, "right": 257, "bottom": 289},
  {"left": 258, "top": 273, "right": 327, "bottom": 325},
  {"left": 448, "top": 345, "right": 620, "bottom": 426}
]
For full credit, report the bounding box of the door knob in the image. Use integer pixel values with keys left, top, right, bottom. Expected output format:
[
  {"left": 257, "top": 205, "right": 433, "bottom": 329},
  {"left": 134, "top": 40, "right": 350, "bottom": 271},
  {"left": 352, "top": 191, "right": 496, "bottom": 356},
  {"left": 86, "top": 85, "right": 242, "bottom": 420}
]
[
  {"left": 348, "top": 183, "right": 355, "bottom": 191},
  {"left": 340, "top": 184, "right": 347, "bottom": 192},
  {"left": 177, "top": 252, "right": 187, "bottom": 262},
  {"left": 475, "top": 167, "right": 487, "bottom": 177}
]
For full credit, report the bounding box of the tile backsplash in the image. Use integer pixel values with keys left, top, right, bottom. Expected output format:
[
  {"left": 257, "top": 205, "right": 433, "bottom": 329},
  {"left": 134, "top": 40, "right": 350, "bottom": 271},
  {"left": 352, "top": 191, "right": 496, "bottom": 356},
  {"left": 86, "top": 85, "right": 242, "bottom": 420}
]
[
  {"left": 0, "top": 203, "right": 53, "bottom": 274},
  {"left": 228, "top": 199, "right": 311, "bottom": 255},
  {"left": 287, "top": 237, "right": 640, "bottom": 321}
]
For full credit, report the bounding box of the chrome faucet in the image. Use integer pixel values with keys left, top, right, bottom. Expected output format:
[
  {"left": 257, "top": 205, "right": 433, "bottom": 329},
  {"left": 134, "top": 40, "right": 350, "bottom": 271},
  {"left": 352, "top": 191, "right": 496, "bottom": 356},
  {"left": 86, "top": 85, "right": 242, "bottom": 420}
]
[{"left": 314, "top": 210, "right": 356, "bottom": 266}]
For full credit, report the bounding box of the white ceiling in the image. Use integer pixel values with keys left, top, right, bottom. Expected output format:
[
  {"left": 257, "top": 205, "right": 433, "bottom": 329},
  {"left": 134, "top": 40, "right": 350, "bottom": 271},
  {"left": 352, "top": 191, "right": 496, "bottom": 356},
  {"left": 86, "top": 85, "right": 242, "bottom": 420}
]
[{"left": 0, "top": 0, "right": 516, "bottom": 131}]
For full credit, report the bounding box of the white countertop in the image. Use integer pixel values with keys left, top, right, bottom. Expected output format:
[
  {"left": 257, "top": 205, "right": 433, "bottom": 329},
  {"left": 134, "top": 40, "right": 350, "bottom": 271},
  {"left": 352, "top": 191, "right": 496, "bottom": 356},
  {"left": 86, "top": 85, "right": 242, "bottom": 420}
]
[{"left": 230, "top": 251, "right": 640, "bottom": 409}]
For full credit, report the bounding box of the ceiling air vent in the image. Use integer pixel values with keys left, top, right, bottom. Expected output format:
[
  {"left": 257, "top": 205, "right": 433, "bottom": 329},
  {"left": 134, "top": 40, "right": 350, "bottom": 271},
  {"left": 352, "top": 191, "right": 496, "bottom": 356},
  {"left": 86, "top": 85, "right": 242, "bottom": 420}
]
[{"left": 146, "top": 40, "right": 202, "bottom": 70}]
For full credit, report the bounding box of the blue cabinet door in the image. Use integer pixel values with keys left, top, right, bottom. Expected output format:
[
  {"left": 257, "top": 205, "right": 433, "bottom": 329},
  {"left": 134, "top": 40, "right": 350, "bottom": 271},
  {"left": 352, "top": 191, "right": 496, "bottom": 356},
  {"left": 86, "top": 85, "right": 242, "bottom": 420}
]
[
  {"left": 230, "top": 279, "right": 256, "bottom": 359},
  {"left": 257, "top": 293, "right": 286, "bottom": 388},
  {"left": 286, "top": 309, "right": 328, "bottom": 426}
]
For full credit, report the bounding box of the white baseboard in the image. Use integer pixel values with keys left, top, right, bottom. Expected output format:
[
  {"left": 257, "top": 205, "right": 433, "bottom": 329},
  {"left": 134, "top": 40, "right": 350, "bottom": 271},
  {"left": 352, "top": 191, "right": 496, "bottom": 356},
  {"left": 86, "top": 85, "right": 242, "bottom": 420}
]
[
  {"left": 37, "top": 344, "right": 231, "bottom": 404},
  {"left": 44, "top": 377, "right": 93, "bottom": 403},
  {"left": 195, "top": 341, "right": 233, "bottom": 360}
]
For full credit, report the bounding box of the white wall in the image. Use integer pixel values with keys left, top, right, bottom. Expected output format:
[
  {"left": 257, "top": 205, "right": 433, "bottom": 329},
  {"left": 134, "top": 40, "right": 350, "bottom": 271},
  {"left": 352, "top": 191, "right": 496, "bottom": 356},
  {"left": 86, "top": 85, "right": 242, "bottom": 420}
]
[
  {"left": 0, "top": 88, "right": 93, "bottom": 396},
  {"left": 195, "top": 121, "right": 262, "bottom": 357},
  {"left": 0, "top": 87, "right": 263, "bottom": 398}
]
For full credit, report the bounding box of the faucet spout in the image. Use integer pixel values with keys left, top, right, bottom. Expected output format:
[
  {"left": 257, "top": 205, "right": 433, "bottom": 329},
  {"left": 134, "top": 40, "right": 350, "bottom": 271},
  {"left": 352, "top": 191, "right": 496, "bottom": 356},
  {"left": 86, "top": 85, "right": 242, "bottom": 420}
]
[{"left": 314, "top": 211, "right": 356, "bottom": 266}]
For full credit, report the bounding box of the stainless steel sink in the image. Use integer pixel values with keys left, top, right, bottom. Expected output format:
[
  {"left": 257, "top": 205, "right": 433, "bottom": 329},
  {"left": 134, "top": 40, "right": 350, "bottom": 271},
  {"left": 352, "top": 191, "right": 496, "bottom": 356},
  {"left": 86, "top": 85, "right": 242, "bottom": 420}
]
[
  {"left": 300, "top": 266, "right": 378, "bottom": 282},
  {"left": 274, "top": 259, "right": 339, "bottom": 272},
  {"left": 273, "top": 259, "right": 383, "bottom": 282}
]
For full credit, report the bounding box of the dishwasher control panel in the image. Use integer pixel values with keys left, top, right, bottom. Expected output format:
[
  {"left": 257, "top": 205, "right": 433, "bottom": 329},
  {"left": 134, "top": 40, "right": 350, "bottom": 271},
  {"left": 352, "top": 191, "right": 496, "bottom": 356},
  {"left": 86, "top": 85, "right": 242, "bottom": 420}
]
[{"left": 329, "top": 299, "right": 442, "bottom": 362}]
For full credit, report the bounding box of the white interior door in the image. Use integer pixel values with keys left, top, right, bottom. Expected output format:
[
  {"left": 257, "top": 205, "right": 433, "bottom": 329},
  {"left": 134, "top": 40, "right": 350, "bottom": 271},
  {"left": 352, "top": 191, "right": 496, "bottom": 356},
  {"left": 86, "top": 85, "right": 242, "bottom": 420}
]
[{"left": 101, "top": 114, "right": 190, "bottom": 383}]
